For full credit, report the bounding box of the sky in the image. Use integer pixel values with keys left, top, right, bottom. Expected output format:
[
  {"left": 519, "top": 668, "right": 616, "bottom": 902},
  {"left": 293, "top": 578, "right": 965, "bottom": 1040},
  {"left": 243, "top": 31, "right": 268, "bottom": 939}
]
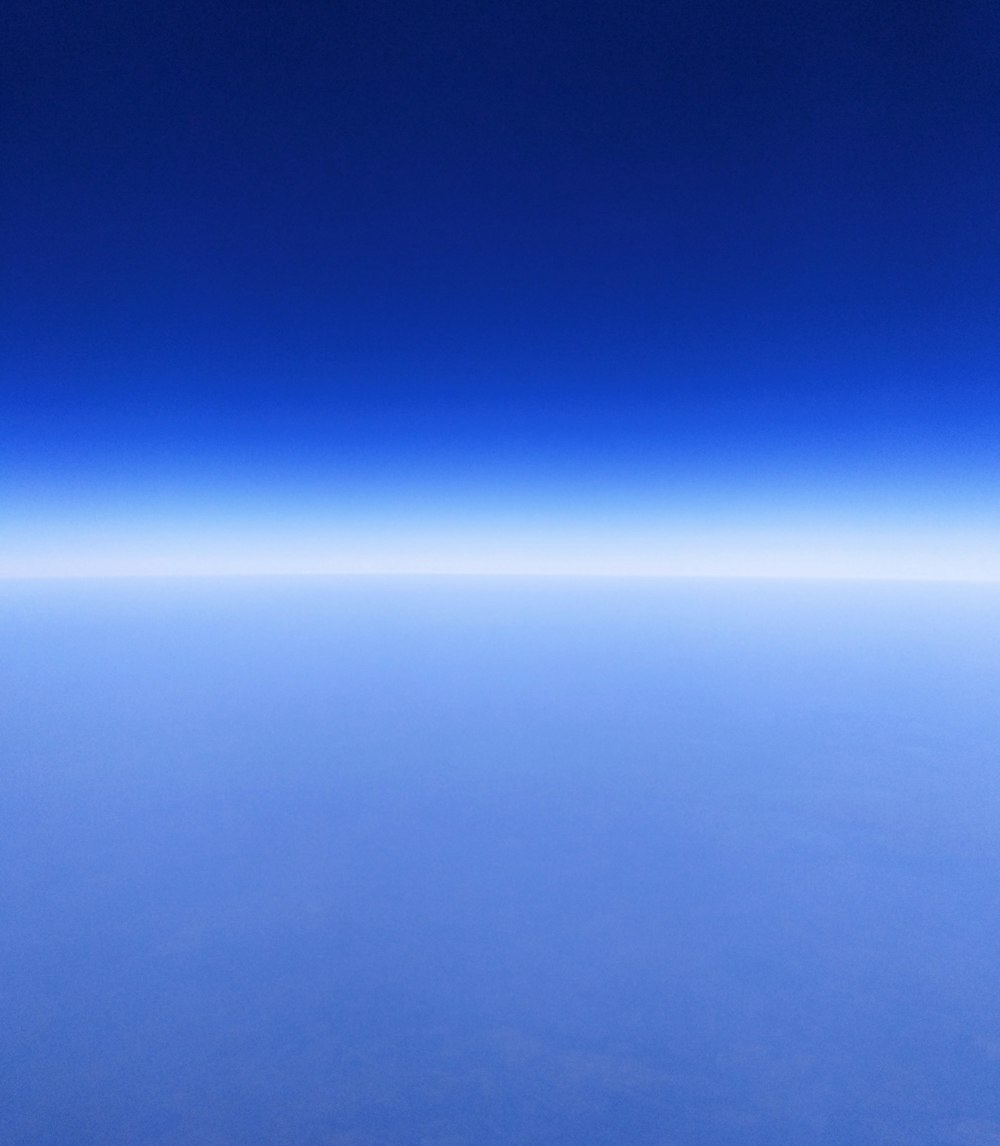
[{"left": 2, "top": 0, "right": 999, "bottom": 577}]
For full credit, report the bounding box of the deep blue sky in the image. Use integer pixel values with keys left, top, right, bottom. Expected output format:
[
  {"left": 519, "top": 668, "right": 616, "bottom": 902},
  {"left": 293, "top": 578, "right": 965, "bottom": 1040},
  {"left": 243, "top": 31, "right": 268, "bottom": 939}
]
[{"left": 3, "top": 0, "right": 999, "bottom": 574}]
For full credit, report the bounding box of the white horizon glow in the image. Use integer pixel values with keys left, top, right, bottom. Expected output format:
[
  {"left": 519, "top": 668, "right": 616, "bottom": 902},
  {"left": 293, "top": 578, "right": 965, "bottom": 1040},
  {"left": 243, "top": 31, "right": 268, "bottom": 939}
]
[{"left": 3, "top": 514, "right": 1000, "bottom": 582}]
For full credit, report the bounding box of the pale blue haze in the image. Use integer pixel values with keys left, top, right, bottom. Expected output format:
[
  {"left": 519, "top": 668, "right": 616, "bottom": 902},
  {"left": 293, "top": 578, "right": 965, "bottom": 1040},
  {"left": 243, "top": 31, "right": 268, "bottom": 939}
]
[{"left": 2, "top": 578, "right": 999, "bottom": 1144}]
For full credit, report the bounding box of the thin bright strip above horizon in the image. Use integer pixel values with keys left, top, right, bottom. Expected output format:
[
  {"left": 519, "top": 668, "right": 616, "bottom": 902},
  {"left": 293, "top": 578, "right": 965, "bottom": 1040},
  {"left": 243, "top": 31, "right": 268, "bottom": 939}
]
[{"left": 3, "top": 525, "right": 999, "bottom": 582}]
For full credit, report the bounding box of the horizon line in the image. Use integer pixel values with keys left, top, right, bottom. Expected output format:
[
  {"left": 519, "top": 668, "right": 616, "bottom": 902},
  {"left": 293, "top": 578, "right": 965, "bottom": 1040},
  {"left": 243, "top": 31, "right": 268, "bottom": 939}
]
[{"left": 3, "top": 570, "right": 1000, "bottom": 585}]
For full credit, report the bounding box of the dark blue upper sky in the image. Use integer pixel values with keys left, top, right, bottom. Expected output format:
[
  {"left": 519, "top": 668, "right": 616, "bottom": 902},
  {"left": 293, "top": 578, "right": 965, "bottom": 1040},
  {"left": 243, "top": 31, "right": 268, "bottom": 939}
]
[{"left": 2, "top": 0, "right": 999, "bottom": 572}]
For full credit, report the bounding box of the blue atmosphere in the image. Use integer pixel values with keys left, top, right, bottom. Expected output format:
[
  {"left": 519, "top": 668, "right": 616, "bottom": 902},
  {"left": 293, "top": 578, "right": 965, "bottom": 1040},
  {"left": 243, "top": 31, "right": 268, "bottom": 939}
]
[
  {"left": 2, "top": 0, "right": 1000, "bottom": 574},
  {"left": 4, "top": 4, "right": 1000, "bottom": 1145}
]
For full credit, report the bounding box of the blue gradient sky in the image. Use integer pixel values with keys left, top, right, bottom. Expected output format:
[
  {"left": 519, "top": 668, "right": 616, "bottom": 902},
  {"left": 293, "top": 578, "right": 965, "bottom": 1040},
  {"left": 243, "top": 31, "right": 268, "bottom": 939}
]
[{"left": 3, "top": 0, "right": 999, "bottom": 577}]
